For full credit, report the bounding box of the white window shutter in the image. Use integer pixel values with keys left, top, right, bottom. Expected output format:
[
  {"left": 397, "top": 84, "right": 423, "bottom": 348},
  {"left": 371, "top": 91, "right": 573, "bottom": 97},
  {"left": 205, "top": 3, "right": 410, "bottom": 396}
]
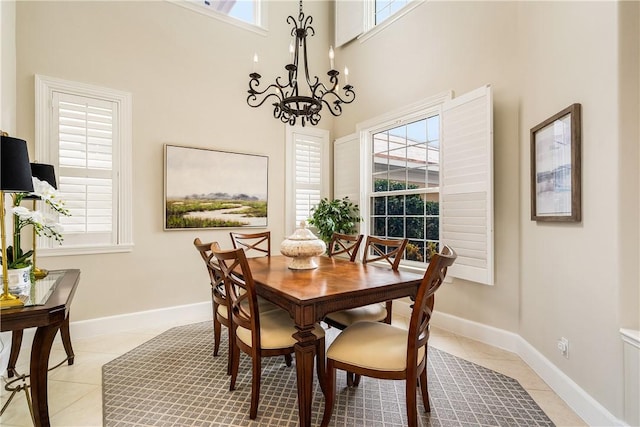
[
  {"left": 334, "top": 133, "right": 360, "bottom": 202},
  {"left": 441, "top": 85, "right": 494, "bottom": 285},
  {"left": 335, "top": 0, "right": 364, "bottom": 47},
  {"left": 285, "top": 127, "right": 329, "bottom": 235},
  {"left": 53, "top": 92, "right": 116, "bottom": 245}
]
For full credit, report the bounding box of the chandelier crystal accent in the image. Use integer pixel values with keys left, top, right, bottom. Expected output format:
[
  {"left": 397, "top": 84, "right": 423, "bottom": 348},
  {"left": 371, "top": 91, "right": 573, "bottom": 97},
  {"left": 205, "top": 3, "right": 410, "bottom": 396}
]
[{"left": 246, "top": 0, "right": 355, "bottom": 127}]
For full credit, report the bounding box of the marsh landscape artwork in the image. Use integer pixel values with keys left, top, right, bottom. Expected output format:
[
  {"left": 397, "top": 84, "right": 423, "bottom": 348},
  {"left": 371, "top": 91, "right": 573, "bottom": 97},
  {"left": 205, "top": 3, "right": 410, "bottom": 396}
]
[{"left": 164, "top": 145, "right": 268, "bottom": 230}]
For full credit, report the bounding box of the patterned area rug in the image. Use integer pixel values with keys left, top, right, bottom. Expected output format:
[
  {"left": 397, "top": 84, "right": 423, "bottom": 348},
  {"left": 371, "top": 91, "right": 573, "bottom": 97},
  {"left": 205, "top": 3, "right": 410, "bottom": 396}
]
[{"left": 102, "top": 322, "right": 554, "bottom": 427}]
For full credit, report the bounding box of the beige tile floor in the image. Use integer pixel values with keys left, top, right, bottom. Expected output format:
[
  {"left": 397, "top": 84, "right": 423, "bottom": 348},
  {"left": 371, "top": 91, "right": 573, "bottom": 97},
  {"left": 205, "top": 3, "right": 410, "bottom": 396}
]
[{"left": 0, "top": 318, "right": 586, "bottom": 427}]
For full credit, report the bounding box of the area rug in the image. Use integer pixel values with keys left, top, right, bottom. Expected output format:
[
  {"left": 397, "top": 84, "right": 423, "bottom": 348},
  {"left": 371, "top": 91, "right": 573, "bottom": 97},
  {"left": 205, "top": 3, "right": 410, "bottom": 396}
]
[{"left": 102, "top": 322, "right": 554, "bottom": 426}]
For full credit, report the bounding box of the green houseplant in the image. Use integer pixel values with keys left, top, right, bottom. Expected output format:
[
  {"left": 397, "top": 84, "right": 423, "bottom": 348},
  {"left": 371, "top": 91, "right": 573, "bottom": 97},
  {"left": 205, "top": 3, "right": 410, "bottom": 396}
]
[{"left": 308, "top": 197, "right": 362, "bottom": 250}]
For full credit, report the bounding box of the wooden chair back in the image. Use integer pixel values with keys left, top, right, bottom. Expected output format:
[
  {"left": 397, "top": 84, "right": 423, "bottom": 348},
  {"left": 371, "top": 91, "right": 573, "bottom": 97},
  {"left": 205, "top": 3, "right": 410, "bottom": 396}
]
[
  {"left": 193, "top": 238, "right": 226, "bottom": 312},
  {"left": 407, "top": 245, "right": 457, "bottom": 366},
  {"left": 230, "top": 231, "right": 271, "bottom": 258},
  {"left": 362, "top": 236, "right": 409, "bottom": 270},
  {"left": 211, "top": 245, "right": 260, "bottom": 344},
  {"left": 328, "top": 233, "right": 364, "bottom": 262}
]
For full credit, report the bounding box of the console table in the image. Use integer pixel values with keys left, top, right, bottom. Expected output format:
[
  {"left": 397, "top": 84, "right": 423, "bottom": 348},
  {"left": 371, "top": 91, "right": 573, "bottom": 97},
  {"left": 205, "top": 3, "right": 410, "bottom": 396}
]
[{"left": 0, "top": 269, "right": 80, "bottom": 427}]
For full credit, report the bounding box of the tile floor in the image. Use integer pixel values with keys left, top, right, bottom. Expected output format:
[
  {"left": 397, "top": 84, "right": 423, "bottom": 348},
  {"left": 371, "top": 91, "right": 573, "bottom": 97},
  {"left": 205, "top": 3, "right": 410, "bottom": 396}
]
[{"left": 0, "top": 317, "right": 586, "bottom": 427}]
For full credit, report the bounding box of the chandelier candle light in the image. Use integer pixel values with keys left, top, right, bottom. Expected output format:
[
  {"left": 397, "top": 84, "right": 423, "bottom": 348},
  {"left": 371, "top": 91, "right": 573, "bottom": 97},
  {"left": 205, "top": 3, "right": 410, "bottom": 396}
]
[{"left": 247, "top": 0, "right": 355, "bottom": 126}]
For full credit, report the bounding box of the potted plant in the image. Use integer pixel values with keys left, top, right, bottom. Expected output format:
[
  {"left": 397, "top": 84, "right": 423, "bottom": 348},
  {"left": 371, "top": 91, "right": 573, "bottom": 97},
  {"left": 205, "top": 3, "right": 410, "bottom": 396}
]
[{"left": 307, "top": 197, "right": 362, "bottom": 250}]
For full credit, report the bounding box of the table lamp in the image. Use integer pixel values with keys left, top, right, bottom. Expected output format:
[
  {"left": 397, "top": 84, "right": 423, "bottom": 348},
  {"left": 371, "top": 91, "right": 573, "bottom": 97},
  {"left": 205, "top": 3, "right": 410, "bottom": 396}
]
[
  {"left": 23, "top": 163, "right": 57, "bottom": 279},
  {"left": 1, "top": 134, "right": 35, "bottom": 308}
]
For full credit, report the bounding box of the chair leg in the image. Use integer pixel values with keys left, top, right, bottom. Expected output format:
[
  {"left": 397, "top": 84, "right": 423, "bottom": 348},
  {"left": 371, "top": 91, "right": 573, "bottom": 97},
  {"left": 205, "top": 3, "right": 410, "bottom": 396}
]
[
  {"left": 229, "top": 340, "right": 240, "bottom": 391},
  {"left": 419, "top": 366, "right": 430, "bottom": 412},
  {"left": 320, "top": 360, "right": 336, "bottom": 427},
  {"left": 213, "top": 316, "right": 221, "bottom": 357},
  {"left": 250, "top": 353, "right": 262, "bottom": 419},
  {"left": 316, "top": 337, "right": 326, "bottom": 395},
  {"left": 405, "top": 374, "right": 418, "bottom": 427},
  {"left": 284, "top": 353, "right": 293, "bottom": 367},
  {"left": 226, "top": 323, "right": 234, "bottom": 376},
  {"left": 353, "top": 373, "right": 361, "bottom": 387},
  {"left": 346, "top": 371, "right": 354, "bottom": 387}
]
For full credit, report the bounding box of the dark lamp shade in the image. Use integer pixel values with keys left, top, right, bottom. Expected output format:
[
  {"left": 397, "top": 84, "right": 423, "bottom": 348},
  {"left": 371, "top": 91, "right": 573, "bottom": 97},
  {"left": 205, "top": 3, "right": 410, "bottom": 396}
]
[
  {"left": 31, "top": 163, "right": 57, "bottom": 189},
  {"left": 1, "top": 135, "right": 34, "bottom": 193}
]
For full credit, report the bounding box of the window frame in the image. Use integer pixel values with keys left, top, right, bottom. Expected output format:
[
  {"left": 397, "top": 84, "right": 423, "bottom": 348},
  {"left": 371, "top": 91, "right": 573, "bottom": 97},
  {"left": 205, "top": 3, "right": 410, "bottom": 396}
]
[
  {"left": 35, "top": 74, "right": 134, "bottom": 256},
  {"left": 359, "top": 92, "right": 451, "bottom": 270},
  {"left": 167, "top": 0, "right": 267, "bottom": 35}
]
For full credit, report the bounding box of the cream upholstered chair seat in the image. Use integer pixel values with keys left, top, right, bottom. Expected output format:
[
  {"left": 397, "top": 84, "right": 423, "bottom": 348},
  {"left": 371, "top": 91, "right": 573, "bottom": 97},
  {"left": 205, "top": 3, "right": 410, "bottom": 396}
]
[
  {"left": 326, "top": 321, "right": 424, "bottom": 372},
  {"left": 216, "top": 297, "right": 278, "bottom": 321},
  {"left": 320, "top": 246, "right": 457, "bottom": 427},
  {"left": 324, "top": 304, "right": 387, "bottom": 326},
  {"left": 236, "top": 308, "right": 325, "bottom": 350}
]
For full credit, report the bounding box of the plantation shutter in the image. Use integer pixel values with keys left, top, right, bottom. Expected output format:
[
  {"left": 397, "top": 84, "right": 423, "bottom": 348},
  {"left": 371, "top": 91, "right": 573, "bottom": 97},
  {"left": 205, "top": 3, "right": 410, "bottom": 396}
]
[
  {"left": 441, "top": 85, "right": 494, "bottom": 285},
  {"left": 285, "top": 127, "right": 329, "bottom": 235},
  {"left": 52, "top": 91, "right": 118, "bottom": 246},
  {"left": 334, "top": 133, "right": 360, "bottom": 204}
]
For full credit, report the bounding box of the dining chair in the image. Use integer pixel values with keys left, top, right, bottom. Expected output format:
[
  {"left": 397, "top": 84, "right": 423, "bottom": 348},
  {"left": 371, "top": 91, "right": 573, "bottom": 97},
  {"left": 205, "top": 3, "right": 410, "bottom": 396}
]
[
  {"left": 211, "top": 244, "right": 326, "bottom": 420},
  {"left": 320, "top": 246, "right": 457, "bottom": 427},
  {"left": 327, "top": 232, "right": 364, "bottom": 262},
  {"left": 324, "top": 235, "right": 408, "bottom": 329},
  {"left": 229, "top": 231, "right": 271, "bottom": 258},
  {"left": 194, "top": 238, "right": 279, "bottom": 375},
  {"left": 193, "top": 238, "right": 232, "bottom": 373},
  {"left": 324, "top": 235, "right": 408, "bottom": 385}
]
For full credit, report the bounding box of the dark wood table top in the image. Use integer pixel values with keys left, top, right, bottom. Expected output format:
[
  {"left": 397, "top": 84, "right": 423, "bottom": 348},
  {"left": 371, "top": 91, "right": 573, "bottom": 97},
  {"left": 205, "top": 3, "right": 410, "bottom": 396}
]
[{"left": 246, "top": 255, "right": 423, "bottom": 323}]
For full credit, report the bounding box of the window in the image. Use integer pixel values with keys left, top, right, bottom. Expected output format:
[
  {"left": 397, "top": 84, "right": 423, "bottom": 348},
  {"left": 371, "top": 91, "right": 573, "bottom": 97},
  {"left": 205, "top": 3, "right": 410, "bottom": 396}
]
[
  {"left": 35, "top": 75, "right": 133, "bottom": 255},
  {"left": 374, "top": 0, "right": 411, "bottom": 25},
  {"left": 351, "top": 86, "right": 493, "bottom": 284},
  {"left": 285, "top": 127, "right": 330, "bottom": 236},
  {"left": 168, "top": 0, "right": 265, "bottom": 33},
  {"left": 370, "top": 116, "right": 441, "bottom": 263},
  {"left": 335, "top": 0, "right": 423, "bottom": 47}
]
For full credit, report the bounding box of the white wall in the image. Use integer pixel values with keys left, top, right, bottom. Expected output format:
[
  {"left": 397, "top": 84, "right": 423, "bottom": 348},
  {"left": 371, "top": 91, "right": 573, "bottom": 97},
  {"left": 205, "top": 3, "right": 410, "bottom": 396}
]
[
  {"left": 14, "top": 0, "right": 332, "bottom": 320},
  {"left": 1, "top": 0, "right": 16, "bottom": 133}
]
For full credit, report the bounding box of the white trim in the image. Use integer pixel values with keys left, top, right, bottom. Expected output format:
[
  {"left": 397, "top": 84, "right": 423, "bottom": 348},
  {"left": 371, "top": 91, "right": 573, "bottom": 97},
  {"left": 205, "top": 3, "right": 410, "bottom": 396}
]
[
  {"left": 358, "top": 0, "right": 425, "bottom": 43},
  {"left": 34, "top": 74, "right": 134, "bottom": 254},
  {"left": 396, "top": 299, "right": 625, "bottom": 427},
  {"left": 166, "top": 0, "right": 268, "bottom": 36},
  {"left": 0, "top": 301, "right": 212, "bottom": 375},
  {"left": 620, "top": 328, "right": 640, "bottom": 348}
]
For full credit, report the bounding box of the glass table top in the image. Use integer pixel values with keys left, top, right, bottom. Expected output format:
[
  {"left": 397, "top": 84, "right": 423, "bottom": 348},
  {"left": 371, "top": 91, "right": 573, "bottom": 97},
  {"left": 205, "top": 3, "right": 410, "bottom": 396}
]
[{"left": 15, "top": 271, "right": 64, "bottom": 307}]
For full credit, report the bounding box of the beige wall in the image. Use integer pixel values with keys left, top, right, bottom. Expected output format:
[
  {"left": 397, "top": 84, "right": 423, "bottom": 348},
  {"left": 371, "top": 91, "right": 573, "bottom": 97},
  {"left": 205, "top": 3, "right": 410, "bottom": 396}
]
[
  {"left": 333, "top": 0, "right": 638, "bottom": 421},
  {"left": 14, "top": 0, "right": 332, "bottom": 319},
  {"left": 9, "top": 0, "right": 639, "bottom": 422}
]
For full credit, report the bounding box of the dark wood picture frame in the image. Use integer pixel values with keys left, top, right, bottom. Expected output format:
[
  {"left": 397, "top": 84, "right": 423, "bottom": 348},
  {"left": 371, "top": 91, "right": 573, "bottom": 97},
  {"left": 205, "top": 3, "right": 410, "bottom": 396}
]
[{"left": 530, "top": 103, "right": 582, "bottom": 222}]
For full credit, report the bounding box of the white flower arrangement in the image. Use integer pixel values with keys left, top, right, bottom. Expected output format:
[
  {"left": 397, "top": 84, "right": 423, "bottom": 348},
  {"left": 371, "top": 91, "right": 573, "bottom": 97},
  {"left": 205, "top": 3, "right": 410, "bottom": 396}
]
[{"left": 2, "top": 178, "right": 71, "bottom": 269}]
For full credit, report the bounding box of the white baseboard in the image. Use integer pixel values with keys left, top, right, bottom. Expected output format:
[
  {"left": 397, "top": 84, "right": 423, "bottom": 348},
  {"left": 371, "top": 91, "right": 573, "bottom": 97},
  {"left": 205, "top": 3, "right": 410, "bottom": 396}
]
[
  {"left": 0, "top": 301, "right": 212, "bottom": 376},
  {"left": 1, "top": 299, "right": 625, "bottom": 426},
  {"left": 395, "top": 300, "right": 624, "bottom": 427}
]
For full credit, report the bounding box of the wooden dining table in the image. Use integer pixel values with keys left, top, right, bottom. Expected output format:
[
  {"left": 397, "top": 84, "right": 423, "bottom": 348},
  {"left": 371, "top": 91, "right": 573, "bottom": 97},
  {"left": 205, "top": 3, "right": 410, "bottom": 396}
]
[{"left": 245, "top": 255, "right": 424, "bottom": 427}]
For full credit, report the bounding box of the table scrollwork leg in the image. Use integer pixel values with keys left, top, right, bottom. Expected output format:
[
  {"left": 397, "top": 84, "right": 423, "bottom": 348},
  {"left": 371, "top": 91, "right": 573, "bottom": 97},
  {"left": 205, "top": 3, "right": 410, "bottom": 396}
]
[{"left": 30, "top": 322, "right": 61, "bottom": 427}]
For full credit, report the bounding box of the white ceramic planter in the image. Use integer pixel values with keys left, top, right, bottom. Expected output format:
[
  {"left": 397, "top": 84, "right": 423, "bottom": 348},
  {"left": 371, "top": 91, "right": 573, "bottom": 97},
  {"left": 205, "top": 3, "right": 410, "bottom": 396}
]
[
  {"left": 1, "top": 265, "right": 32, "bottom": 294},
  {"left": 280, "top": 221, "right": 326, "bottom": 270}
]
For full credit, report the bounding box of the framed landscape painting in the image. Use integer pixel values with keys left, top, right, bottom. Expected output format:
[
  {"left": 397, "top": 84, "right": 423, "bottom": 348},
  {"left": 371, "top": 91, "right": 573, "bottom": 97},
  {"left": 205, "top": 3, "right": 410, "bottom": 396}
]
[{"left": 164, "top": 145, "right": 268, "bottom": 230}]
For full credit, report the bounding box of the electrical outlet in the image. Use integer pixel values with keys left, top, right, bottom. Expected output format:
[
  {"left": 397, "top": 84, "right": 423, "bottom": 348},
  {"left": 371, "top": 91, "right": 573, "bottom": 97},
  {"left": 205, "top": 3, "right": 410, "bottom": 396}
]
[{"left": 557, "top": 337, "right": 569, "bottom": 359}]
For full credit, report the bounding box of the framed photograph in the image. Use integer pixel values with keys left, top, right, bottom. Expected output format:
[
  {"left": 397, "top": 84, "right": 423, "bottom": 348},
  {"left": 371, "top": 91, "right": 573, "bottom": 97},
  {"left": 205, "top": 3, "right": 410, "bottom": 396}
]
[
  {"left": 530, "top": 104, "right": 581, "bottom": 222},
  {"left": 164, "top": 144, "right": 268, "bottom": 230}
]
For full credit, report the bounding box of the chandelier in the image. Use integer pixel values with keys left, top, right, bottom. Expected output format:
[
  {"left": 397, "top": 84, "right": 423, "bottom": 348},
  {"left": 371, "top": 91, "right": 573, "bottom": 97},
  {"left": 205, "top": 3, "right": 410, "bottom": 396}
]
[{"left": 246, "top": 0, "right": 355, "bottom": 127}]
